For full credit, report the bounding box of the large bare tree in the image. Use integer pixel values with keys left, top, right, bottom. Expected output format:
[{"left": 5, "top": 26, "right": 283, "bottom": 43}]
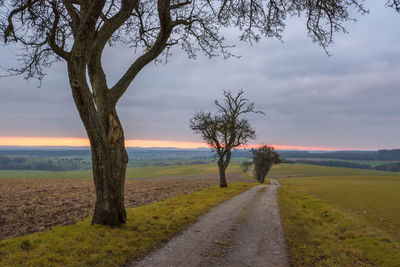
[
  {"left": 0, "top": 1, "right": 398, "bottom": 226},
  {"left": 190, "top": 90, "right": 263, "bottom": 187}
]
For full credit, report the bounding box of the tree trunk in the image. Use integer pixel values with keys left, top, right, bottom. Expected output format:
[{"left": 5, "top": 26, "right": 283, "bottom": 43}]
[
  {"left": 67, "top": 55, "right": 128, "bottom": 226},
  {"left": 218, "top": 160, "right": 228, "bottom": 188},
  {"left": 91, "top": 132, "right": 128, "bottom": 226}
]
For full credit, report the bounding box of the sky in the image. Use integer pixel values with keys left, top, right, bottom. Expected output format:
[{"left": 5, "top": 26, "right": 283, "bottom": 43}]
[{"left": 0, "top": 1, "right": 399, "bottom": 151}]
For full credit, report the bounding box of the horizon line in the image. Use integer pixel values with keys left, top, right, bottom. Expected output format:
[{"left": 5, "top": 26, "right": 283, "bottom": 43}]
[{"left": 0, "top": 136, "right": 382, "bottom": 151}]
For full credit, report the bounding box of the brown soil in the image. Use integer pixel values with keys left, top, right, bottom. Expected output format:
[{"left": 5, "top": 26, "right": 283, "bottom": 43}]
[{"left": 0, "top": 172, "right": 247, "bottom": 241}]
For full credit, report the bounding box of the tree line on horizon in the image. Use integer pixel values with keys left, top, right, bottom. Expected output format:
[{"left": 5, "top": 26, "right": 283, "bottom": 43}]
[{"left": 280, "top": 149, "right": 400, "bottom": 161}]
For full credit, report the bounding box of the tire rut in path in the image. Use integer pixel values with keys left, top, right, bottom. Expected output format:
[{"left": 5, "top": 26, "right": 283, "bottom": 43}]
[{"left": 131, "top": 180, "right": 289, "bottom": 266}]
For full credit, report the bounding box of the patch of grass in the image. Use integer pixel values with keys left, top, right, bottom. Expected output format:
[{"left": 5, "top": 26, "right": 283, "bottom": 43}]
[
  {"left": 278, "top": 186, "right": 400, "bottom": 266},
  {"left": 269, "top": 163, "right": 399, "bottom": 178},
  {"left": 126, "top": 163, "right": 241, "bottom": 179},
  {"left": 0, "top": 163, "right": 242, "bottom": 180},
  {"left": 0, "top": 182, "right": 256, "bottom": 267},
  {"left": 279, "top": 175, "right": 400, "bottom": 241},
  {"left": 242, "top": 171, "right": 255, "bottom": 181},
  {"left": 288, "top": 158, "right": 400, "bottom": 168}
]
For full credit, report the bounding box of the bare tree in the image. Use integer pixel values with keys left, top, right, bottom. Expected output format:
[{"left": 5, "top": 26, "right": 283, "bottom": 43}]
[
  {"left": 0, "top": 1, "right": 398, "bottom": 226},
  {"left": 252, "top": 145, "right": 281, "bottom": 184},
  {"left": 190, "top": 90, "right": 263, "bottom": 187},
  {"left": 241, "top": 160, "right": 253, "bottom": 173}
]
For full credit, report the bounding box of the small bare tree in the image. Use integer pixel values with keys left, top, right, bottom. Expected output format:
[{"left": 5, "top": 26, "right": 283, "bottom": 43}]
[
  {"left": 190, "top": 90, "right": 263, "bottom": 187},
  {"left": 241, "top": 160, "right": 253, "bottom": 173},
  {"left": 252, "top": 145, "right": 281, "bottom": 184}
]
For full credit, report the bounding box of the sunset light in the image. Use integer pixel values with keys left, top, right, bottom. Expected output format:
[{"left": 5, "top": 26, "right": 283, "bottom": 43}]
[
  {"left": 0, "top": 136, "right": 208, "bottom": 149},
  {"left": 0, "top": 137, "right": 90, "bottom": 147},
  {"left": 0, "top": 136, "right": 354, "bottom": 151}
]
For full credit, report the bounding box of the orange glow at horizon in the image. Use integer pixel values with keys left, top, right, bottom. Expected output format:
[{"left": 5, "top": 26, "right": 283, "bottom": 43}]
[
  {"left": 125, "top": 139, "right": 208, "bottom": 149},
  {"left": 0, "top": 137, "right": 208, "bottom": 149},
  {"left": 0, "top": 137, "right": 91, "bottom": 147},
  {"left": 256, "top": 144, "right": 345, "bottom": 151},
  {"left": 0, "top": 136, "right": 356, "bottom": 151}
]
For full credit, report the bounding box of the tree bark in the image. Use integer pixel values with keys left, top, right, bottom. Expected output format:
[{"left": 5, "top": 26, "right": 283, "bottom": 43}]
[
  {"left": 218, "top": 160, "right": 228, "bottom": 188},
  {"left": 67, "top": 50, "right": 129, "bottom": 226},
  {"left": 91, "top": 128, "right": 128, "bottom": 226}
]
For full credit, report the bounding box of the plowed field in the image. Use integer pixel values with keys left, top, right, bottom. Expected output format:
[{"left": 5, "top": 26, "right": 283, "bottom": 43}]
[{"left": 0, "top": 173, "right": 247, "bottom": 240}]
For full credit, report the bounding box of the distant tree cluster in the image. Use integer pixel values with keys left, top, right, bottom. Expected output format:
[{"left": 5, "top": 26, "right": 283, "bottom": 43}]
[
  {"left": 252, "top": 145, "right": 281, "bottom": 184},
  {"left": 375, "top": 163, "right": 400, "bottom": 172},
  {"left": 0, "top": 156, "right": 90, "bottom": 171},
  {"left": 377, "top": 149, "right": 400, "bottom": 161},
  {"left": 240, "top": 161, "right": 253, "bottom": 173}
]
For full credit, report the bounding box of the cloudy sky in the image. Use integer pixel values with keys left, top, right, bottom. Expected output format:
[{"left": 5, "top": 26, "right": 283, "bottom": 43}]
[{"left": 0, "top": 1, "right": 399, "bottom": 150}]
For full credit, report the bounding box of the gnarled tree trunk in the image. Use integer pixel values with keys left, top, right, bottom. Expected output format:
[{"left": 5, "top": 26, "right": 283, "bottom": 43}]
[
  {"left": 67, "top": 52, "right": 129, "bottom": 226},
  {"left": 61, "top": 0, "right": 174, "bottom": 226},
  {"left": 91, "top": 112, "right": 128, "bottom": 226}
]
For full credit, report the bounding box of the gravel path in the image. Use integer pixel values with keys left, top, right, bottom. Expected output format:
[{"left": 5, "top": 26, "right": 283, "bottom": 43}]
[{"left": 131, "top": 179, "right": 289, "bottom": 266}]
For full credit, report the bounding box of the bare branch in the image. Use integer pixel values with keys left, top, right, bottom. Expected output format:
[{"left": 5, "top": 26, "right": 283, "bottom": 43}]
[
  {"left": 386, "top": 0, "right": 400, "bottom": 12},
  {"left": 170, "top": 0, "right": 191, "bottom": 10},
  {"left": 190, "top": 89, "right": 262, "bottom": 157},
  {"left": 47, "top": 1, "right": 70, "bottom": 60},
  {"left": 0, "top": 0, "right": 397, "bottom": 92},
  {"left": 108, "top": 0, "right": 173, "bottom": 103}
]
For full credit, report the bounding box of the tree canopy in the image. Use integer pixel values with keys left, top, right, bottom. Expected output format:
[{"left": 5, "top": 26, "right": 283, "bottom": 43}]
[
  {"left": 252, "top": 145, "right": 281, "bottom": 183},
  {"left": 190, "top": 90, "right": 263, "bottom": 187}
]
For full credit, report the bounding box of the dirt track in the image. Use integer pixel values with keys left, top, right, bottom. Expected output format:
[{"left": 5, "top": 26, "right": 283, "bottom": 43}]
[
  {"left": 132, "top": 179, "right": 289, "bottom": 267},
  {"left": 0, "top": 172, "right": 248, "bottom": 240}
]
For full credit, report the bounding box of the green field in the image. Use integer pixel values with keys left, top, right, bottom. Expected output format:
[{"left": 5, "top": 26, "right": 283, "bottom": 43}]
[
  {"left": 0, "top": 163, "right": 242, "bottom": 179},
  {"left": 279, "top": 175, "right": 400, "bottom": 240},
  {"left": 288, "top": 158, "right": 399, "bottom": 167},
  {"left": 2, "top": 162, "right": 400, "bottom": 265},
  {"left": 275, "top": 164, "right": 400, "bottom": 266},
  {"left": 269, "top": 163, "right": 399, "bottom": 177}
]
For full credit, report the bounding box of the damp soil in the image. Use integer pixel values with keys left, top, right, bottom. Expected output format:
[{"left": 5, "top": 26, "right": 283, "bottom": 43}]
[{"left": 0, "top": 172, "right": 248, "bottom": 240}]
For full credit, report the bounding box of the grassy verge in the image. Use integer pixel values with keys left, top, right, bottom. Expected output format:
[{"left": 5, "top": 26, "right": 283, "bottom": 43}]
[
  {"left": 242, "top": 171, "right": 255, "bottom": 181},
  {"left": 278, "top": 186, "right": 400, "bottom": 266},
  {"left": 0, "top": 182, "right": 256, "bottom": 267}
]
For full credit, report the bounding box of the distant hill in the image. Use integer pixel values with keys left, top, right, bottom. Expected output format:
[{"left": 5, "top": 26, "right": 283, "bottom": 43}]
[
  {"left": 1, "top": 146, "right": 400, "bottom": 161},
  {"left": 0, "top": 146, "right": 399, "bottom": 171},
  {"left": 280, "top": 149, "right": 400, "bottom": 161}
]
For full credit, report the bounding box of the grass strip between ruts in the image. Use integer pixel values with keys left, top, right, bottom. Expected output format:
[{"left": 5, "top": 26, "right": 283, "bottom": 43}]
[
  {"left": 278, "top": 186, "right": 400, "bottom": 266},
  {"left": 0, "top": 182, "right": 256, "bottom": 267}
]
